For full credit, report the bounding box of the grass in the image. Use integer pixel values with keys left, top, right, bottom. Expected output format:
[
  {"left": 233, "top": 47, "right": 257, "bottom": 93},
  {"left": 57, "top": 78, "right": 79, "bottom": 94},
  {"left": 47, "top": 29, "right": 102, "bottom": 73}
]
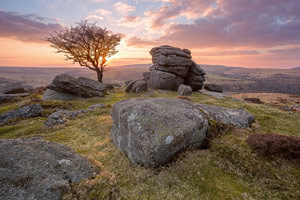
[{"left": 1, "top": 89, "right": 299, "bottom": 199}]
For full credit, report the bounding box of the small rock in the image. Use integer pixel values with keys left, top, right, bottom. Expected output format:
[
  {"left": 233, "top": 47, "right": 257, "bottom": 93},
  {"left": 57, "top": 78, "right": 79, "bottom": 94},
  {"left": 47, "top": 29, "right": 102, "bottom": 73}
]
[
  {"left": 200, "top": 89, "right": 229, "bottom": 99},
  {"left": 0, "top": 83, "right": 25, "bottom": 94},
  {"left": 178, "top": 84, "right": 192, "bottom": 96},
  {"left": 143, "top": 91, "right": 156, "bottom": 96},
  {"left": 42, "top": 89, "right": 77, "bottom": 101},
  {"left": 44, "top": 109, "right": 88, "bottom": 127},
  {"left": 204, "top": 84, "right": 223, "bottom": 93},
  {"left": 0, "top": 93, "right": 30, "bottom": 104},
  {"left": 0, "top": 104, "right": 43, "bottom": 126},
  {"left": 89, "top": 103, "right": 106, "bottom": 110},
  {"left": 126, "top": 80, "right": 147, "bottom": 93}
]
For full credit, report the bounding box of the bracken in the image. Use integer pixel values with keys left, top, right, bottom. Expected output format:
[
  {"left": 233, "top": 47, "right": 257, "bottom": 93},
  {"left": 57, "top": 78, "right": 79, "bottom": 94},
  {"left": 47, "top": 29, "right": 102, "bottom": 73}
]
[{"left": 246, "top": 133, "right": 300, "bottom": 160}]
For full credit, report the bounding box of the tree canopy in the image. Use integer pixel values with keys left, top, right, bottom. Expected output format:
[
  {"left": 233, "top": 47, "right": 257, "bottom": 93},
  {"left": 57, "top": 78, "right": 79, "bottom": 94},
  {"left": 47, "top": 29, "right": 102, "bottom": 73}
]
[{"left": 47, "top": 21, "right": 121, "bottom": 82}]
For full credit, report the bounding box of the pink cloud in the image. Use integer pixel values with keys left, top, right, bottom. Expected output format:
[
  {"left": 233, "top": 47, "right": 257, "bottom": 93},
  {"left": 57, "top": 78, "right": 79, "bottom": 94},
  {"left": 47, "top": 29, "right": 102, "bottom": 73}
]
[
  {"left": 130, "top": 0, "right": 300, "bottom": 49},
  {"left": 0, "top": 10, "right": 63, "bottom": 43}
]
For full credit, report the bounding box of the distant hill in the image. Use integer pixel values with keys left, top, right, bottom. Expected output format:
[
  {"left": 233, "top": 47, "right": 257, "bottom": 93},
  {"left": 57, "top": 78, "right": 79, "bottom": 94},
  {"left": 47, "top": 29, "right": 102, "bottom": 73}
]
[{"left": 1, "top": 64, "right": 300, "bottom": 94}]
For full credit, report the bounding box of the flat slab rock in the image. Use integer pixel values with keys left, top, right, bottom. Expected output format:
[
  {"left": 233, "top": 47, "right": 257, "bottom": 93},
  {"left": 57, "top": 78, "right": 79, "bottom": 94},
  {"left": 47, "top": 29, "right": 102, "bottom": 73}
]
[
  {"left": 47, "top": 74, "right": 105, "bottom": 98},
  {"left": 0, "top": 138, "right": 96, "bottom": 200},
  {"left": 111, "top": 98, "right": 255, "bottom": 167}
]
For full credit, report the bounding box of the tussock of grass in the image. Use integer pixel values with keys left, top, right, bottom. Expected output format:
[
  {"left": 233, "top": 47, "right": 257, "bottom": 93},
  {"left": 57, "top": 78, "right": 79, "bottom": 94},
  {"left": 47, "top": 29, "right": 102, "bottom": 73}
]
[{"left": 0, "top": 89, "right": 299, "bottom": 199}]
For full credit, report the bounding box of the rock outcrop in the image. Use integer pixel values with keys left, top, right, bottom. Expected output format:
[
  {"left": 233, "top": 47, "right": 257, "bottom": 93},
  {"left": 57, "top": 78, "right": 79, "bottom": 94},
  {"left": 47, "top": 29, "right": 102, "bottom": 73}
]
[
  {"left": 144, "top": 46, "right": 206, "bottom": 91},
  {"left": 178, "top": 84, "right": 192, "bottom": 96},
  {"left": 0, "top": 138, "right": 96, "bottom": 200},
  {"left": 46, "top": 74, "right": 105, "bottom": 98},
  {"left": 0, "top": 104, "right": 43, "bottom": 126},
  {"left": 111, "top": 97, "right": 254, "bottom": 167}
]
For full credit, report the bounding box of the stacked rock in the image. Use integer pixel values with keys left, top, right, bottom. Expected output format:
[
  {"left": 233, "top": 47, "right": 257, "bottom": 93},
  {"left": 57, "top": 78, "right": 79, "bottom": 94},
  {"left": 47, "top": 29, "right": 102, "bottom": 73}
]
[{"left": 143, "top": 45, "right": 206, "bottom": 91}]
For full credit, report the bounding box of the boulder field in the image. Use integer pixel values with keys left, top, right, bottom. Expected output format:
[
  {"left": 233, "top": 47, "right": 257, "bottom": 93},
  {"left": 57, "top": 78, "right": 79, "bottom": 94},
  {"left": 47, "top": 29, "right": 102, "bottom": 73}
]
[{"left": 111, "top": 97, "right": 254, "bottom": 168}]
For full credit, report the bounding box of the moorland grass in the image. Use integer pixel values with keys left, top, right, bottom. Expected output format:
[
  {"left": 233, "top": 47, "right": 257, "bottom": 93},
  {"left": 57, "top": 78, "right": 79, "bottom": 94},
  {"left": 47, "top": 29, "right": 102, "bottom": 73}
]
[{"left": 0, "top": 89, "right": 299, "bottom": 199}]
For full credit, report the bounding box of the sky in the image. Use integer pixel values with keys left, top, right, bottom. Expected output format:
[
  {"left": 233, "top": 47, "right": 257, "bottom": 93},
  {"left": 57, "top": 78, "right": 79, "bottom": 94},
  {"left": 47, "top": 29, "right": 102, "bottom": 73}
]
[{"left": 0, "top": 0, "right": 300, "bottom": 69}]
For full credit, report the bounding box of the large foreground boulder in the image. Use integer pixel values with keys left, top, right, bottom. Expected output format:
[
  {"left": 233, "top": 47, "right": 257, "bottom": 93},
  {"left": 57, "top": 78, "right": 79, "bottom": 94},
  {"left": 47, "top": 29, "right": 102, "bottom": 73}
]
[
  {"left": 111, "top": 98, "right": 209, "bottom": 168},
  {"left": 0, "top": 104, "right": 43, "bottom": 126},
  {"left": 47, "top": 74, "right": 105, "bottom": 98},
  {"left": 111, "top": 98, "right": 254, "bottom": 167},
  {"left": 0, "top": 138, "right": 96, "bottom": 200}
]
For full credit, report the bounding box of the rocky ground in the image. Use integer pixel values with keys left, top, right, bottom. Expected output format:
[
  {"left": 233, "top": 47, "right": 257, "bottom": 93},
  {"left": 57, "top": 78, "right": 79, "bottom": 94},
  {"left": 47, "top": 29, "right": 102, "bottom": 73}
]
[{"left": 0, "top": 87, "right": 299, "bottom": 199}]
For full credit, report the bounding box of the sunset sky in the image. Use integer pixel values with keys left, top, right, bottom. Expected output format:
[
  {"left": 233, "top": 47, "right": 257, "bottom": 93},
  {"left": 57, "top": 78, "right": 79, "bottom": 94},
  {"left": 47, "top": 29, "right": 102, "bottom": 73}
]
[{"left": 0, "top": 0, "right": 300, "bottom": 69}]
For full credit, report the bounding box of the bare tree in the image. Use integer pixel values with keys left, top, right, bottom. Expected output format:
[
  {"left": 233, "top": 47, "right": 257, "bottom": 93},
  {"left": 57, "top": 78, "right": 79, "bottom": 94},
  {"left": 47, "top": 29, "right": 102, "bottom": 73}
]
[{"left": 47, "top": 21, "right": 121, "bottom": 83}]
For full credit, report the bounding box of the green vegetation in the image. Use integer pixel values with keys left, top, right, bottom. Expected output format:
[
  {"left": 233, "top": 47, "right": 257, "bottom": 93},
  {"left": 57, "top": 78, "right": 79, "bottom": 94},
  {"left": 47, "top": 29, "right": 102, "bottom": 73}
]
[{"left": 1, "top": 89, "right": 299, "bottom": 199}]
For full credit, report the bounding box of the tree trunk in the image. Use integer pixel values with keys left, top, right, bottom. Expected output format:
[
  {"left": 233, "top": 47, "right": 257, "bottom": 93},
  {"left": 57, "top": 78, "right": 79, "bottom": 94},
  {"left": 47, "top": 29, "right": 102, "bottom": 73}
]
[{"left": 96, "top": 70, "right": 103, "bottom": 83}]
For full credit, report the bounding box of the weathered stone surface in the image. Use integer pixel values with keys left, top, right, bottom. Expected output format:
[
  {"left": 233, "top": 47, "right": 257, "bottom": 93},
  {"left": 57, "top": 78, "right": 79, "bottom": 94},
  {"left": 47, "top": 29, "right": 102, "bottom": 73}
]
[
  {"left": 144, "top": 70, "right": 184, "bottom": 91},
  {"left": 204, "top": 84, "right": 223, "bottom": 93},
  {"left": 126, "top": 80, "right": 147, "bottom": 93},
  {"left": 0, "top": 138, "right": 96, "bottom": 200},
  {"left": 150, "top": 45, "right": 192, "bottom": 59},
  {"left": 150, "top": 65, "right": 189, "bottom": 78},
  {"left": 190, "top": 65, "right": 206, "bottom": 76},
  {"left": 184, "top": 65, "right": 206, "bottom": 91},
  {"left": 111, "top": 97, "right": 255, "bottom": 167},
  {"left": 42, "top": 89, "right": 77, "bottom": 101},
  {"left": 0, "top": 83, "right": 25, "bottom": 94},
  {"left": 47, "top": 74, "right": 105, "bottom": 98},
  {"left": 0, "top": 93, "right": 30, "bottom": 104},
  {"left": 0, "top": 104, "right": 43, "bottom": 126},
  {"left": 111, "top": 98, "right": 209, "bottom": 168},
  {"left": 178, "top": 84, "right": 192, "bottom": 96},
  {"left": 185, "top": 78, "right": 204, "bottom": 91},
  {"left": 197, "top": 104, "right": 255, "bottom": 129},
  {"left": 44, "top": 109, "right": 88, "bottom": 127}
]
